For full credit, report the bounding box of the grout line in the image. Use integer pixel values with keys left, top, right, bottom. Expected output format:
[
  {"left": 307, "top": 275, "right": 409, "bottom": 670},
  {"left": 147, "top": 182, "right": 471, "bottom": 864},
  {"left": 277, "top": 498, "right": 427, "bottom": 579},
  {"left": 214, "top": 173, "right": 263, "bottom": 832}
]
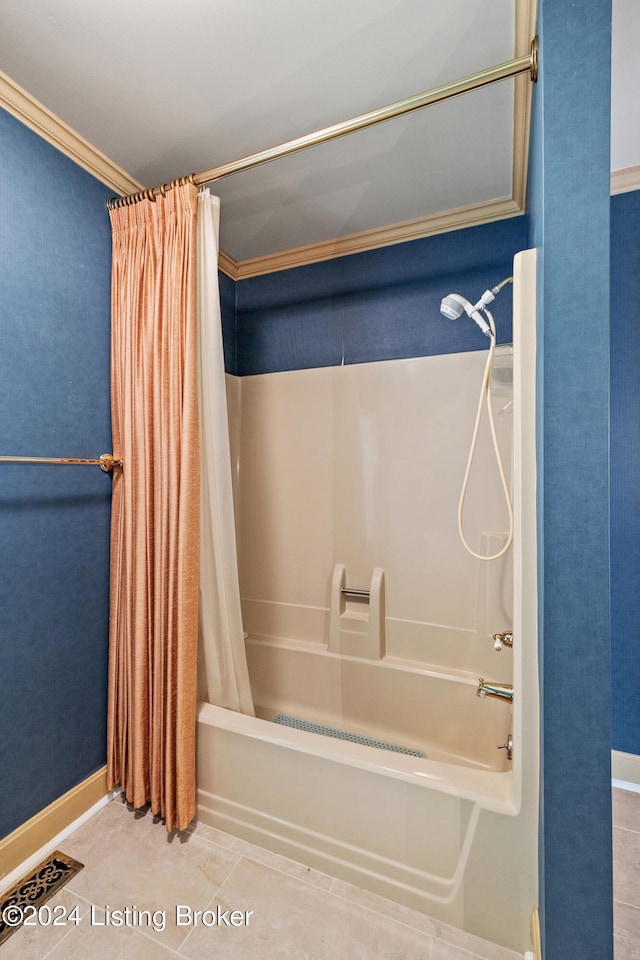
[
  {"left": 431, "top": 936, "right": 505, "bottom": 960},
  {"left": 614, "top": 896, "right": 640, "bottom": 911},
  {"left": 111, "top": 920, "right": 185, "bottom": 957},
  {"left": 32, "top": 892, "right": 94, "bottom": 960},
  {"left": 175, "top": 859, "right": 245, "bottom": 958},
  {"left": 613, "top": 824, "right": 640, "bottom": 837},
  {"left": 39, "top": 926, "right": 76, "bottom": 960},
  {"left": 71, "top": 890, "right": 186, "bottom": 958},
  {"left": 193, "top": 826, "right": 333, "bottom": 893},
  {"left": 326, "top": 878, "right": 437, "bottom": 938}
]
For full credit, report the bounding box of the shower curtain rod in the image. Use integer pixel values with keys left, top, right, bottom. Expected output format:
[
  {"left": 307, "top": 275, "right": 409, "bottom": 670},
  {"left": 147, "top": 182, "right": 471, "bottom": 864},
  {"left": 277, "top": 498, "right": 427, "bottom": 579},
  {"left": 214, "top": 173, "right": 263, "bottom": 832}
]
[
  {"left": 108, "top": 37, "right": 538, "bottom": 208},
  {"left": 0, "top": 454, "right": 122, "bottom": 471}
]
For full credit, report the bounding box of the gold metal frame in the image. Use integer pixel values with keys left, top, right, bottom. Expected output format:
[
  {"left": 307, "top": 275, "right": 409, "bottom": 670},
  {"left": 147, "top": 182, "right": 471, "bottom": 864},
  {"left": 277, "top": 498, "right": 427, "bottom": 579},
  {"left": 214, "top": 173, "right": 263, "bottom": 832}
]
[
  {"left": 0, "top": 850, "right": 84, "bottom": 946},
  {"left": 0, "top": 453, "right": 122, "bottom": 472},
  {"left": 108, "top": 37, "right": 538, "bottom": 208}
]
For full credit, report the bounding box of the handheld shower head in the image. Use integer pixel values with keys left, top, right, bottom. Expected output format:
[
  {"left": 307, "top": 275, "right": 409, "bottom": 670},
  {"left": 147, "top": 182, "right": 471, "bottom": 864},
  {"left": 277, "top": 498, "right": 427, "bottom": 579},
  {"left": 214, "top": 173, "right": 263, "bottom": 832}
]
[
  {"left": 439, "top": 277, "right": 513, "bottom": 339},
  {"left": 439, "top": 293, "right": 492, "bottom": 338},
  {"left": 440, "top": 294, "right": 468, "bottom": 321}
]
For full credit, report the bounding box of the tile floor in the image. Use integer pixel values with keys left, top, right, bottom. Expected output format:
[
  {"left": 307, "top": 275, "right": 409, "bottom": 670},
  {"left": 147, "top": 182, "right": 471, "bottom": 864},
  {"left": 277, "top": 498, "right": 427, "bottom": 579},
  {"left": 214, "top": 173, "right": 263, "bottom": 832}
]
[
  {"left": 5, "top": 788, "right": 640, "bottom": 958},
  {"left": 1, "top": 794, "right": 524, "bottom": 960},
  {"left": 614, "top": 786, "right": 640, "bottom": 960}
]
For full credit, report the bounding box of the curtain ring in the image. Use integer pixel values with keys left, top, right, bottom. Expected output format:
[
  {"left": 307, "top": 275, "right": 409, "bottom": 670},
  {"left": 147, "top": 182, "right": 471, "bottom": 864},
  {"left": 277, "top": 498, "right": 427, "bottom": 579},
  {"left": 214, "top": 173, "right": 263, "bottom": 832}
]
[{"left": 145, "top": 187, "right": 156, "bottom": 202}]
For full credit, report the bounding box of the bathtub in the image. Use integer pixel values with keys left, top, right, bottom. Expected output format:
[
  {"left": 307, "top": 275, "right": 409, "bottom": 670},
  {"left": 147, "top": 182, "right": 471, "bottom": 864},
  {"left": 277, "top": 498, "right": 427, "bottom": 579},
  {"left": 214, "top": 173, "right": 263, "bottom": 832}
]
[
  {"left": 197, "top": 631, "right": 516, "bottom": 912},
  {"left": 196, "top": 250, "right": 538, "bottom": 950}
]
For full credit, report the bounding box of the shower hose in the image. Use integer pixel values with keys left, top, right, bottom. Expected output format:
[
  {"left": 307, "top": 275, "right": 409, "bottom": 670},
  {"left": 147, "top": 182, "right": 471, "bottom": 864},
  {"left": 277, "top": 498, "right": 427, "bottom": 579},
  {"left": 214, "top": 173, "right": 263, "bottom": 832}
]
[{"left": 458, "top": 308, "right": 513, "bottom": 561}]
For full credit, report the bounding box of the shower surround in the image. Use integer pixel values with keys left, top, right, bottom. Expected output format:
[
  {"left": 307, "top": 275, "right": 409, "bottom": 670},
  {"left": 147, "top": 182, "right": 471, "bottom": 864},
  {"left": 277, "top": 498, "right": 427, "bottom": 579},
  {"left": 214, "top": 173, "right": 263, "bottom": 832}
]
[{"left": 197, "top": 250, "right": 538, "bottom": 952}]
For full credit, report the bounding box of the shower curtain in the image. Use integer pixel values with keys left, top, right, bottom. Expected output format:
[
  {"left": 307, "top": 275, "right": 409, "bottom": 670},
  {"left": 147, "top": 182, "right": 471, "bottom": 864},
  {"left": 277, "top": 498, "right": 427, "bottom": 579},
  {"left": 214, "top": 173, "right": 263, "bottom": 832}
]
[
  {"left": 196, "top": 188, "right": 254, "bottom": 716},
  {"left": 106, "top": 181, "right": 253, "bottom": 834},
  {"left": 107, "top": 182, "right": 200, "bottom": 833}
]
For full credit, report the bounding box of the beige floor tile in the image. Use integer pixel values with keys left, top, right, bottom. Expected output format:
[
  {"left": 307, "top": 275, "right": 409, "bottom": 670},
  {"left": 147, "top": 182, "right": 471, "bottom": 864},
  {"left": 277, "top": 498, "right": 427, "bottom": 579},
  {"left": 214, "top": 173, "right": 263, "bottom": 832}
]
[
  {"left": 429, "top": 925, "right": 522, "bottom": 960},
  {"left": 191, "top": 820, "right": 334, "bottom": 891},
  {"left": 179, "top": 857, "right": 433, "bottom": 959},
  {"left": 0, "top": 889, "right": 89, "bottom": 960},
  {"left": 614, "top": 789, "right": 640, "bottom": 833},
  {"left": 59, "top": 797, "right": 240, "bottom": 951},
  {"left": 328, "top": 877, "right": 438, "bottom": 937},
  {"left": 430, "top": 942, "right": 476, "bottom": 960},
  {"left": 614, "top": 827, "right": 640, "bottom": 909},
  {"left": 615, "top": 933, "right": 640, "bottom": 960},
  {"left": 44, "top": 912, "right": 180, "bottom": 959},
  {"left": 327, "top": 881, "right": 522, "bottom": 959},
  {"left": 616, "top": 901, "right": 640, "bottom": 940}
]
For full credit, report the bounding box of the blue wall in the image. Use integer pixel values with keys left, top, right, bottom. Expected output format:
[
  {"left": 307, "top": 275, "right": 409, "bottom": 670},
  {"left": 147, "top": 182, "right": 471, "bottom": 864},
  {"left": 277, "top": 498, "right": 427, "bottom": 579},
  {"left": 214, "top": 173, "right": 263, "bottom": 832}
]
[
  {"left": 234, "top": 217, "right": 527, "bottom": 374},
  {"left": 527, "top": 3, "right": 613, "bottom": 959},
  {"left": 610, "top": 188, "right": 640, "bottom": 755},
  {"left": 0, "top": 108, "right": 113, "bottom": 839}
]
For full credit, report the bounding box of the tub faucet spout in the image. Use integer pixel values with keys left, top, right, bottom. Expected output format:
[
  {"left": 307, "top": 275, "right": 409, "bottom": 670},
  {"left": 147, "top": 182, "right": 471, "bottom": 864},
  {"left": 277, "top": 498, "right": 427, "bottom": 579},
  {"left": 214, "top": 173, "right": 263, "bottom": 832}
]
[{"left": 477, "top": 679, "right": 514, "bottom": 703}]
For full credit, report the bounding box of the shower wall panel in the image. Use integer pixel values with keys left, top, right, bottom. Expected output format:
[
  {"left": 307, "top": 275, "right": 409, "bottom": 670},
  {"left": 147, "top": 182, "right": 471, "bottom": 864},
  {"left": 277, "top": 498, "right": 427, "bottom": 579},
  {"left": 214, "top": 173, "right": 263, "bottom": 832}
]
[{"left": 231, "top": 348, "right": 513, "bottom": 678}]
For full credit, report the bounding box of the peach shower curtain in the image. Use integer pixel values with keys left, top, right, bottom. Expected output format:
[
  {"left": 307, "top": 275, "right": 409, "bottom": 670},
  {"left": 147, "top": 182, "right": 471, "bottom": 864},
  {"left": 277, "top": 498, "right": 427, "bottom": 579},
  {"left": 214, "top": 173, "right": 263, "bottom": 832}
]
[{"left": 107, "top": 182, "right": 200, "bottom": 832}]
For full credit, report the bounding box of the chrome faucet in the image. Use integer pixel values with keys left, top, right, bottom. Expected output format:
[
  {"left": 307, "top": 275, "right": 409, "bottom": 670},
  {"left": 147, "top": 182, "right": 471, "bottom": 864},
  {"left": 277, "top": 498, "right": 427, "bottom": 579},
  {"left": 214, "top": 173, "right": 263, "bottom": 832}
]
[
  {"left": 493, "top": 631, "right": 513, "bottom": 651},
  {"left": 477, "top": 679, "right": 514, "bottom": 703}
]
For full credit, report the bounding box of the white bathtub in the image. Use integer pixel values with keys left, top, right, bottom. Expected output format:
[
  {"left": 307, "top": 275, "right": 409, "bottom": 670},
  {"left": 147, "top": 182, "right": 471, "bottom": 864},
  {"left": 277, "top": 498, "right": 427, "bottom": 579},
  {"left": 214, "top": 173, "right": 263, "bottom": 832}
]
[
  {"left": 197, "top": 250, "right": 539, "bottom": 951},
  {"left": 196, "top": 632, "right": 516, "bottom": 915},
  {"left": 247, "top": 635, "right": 513, "bottom": 779}
]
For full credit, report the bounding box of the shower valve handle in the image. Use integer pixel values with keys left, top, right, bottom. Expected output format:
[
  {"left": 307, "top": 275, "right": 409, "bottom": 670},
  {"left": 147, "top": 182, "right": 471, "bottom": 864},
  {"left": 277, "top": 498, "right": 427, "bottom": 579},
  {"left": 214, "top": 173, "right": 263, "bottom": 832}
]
[{"left": 493, "top": 631, "right": 513, "bottom": 651}]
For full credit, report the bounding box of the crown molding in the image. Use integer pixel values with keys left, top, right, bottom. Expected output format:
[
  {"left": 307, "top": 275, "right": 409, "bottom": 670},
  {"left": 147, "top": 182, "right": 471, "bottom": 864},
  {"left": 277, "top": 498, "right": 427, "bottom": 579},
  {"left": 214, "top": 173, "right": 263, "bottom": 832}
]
[
  {"left": 232, "top": 197, "right": 523, "bottom": 279},
  {"left": 218, "top": 249, "right": 239, "bottom": 280},
  {"left": 7, "top": 54, "right": 638, "bottom": 284},
  {"left": 0, "top": 69, "right": 142, "bottom": 196},
  {"left": 611, "top": 165, "right": 640, "bottom": 195}
]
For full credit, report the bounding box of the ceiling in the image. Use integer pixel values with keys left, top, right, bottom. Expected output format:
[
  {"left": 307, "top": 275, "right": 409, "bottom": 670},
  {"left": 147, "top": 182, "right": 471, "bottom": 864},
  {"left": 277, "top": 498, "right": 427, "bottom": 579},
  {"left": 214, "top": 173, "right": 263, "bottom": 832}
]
[{"left": 0, "top": 0, "right": 635, "bottom": 268}]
